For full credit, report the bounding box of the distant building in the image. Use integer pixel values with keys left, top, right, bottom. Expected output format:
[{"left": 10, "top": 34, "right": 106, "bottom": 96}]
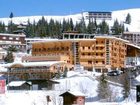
[
  {"left": 84, "top": 11, "right": 112, "bottom": 20},
  {"left": 0, "top": 33, "right": 26, "bottom": 51},
  {"left": 7, "top": 81, "right": 31, "bottom": 90},
  {"left": 60, "top": 91, "right": 85, "bottom": 105},
  {"left": 25, "top": 38, "right": 58, "bottom": 54},
  {"left": 2, "top": 61, "right": 66, "bottom": 81},
  {"left": 122, "top": 32, "right": 140, "bottom": 46}
]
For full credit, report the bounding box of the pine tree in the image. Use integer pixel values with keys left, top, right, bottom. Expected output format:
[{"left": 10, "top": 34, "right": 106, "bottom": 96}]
[
  {"left": 87, "top": 18, "right": 96, "bottom": 34},
  {"left": 112, "top": 19, "right": 123, "bottom": 35},
  {"left": 25, "top": 19, "right": 32, "bottom": 37},
  {"left": 4, "top": 51, "right": 14, "bottom": 63},
  {"left": 98, "top": 20, "right": 109, "bottom": 34},
  {"left": 69, "top": 18, "right": 74, "bottom": 31},
  {"left": 9, "top": 12, "right": 14, "bottom": 19},
  {"left": 49, "top": 19, "right": 56, "bottom": 37},
  {"left": 125, "top": 13, "right": 131, "bottom": 24},
  {"left": 7, "top": 21, "right": 17, "bottom": 33},
  {"left": 121, "top": 72, "right": 130, "bottom": 99},
  {"left": 97, "top": 73, "right": 112, "bottom": 101},
  {"left": 0, "top": 22, "right": 6, "bottom": 33},
  {"left": 126, "top": 27, "right": 129, "bottom": 32},
  {"left": 63, "top": 67, "right": 68, "bottom": 78}
]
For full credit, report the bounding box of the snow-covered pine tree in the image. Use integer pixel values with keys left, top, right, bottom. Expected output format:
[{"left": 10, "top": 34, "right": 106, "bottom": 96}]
[
  {"left": 97, "top": 73, "right": 112, "bottom": 101},
  {"left": 121, "top": 71, "right": 130, "bottom": 99},
  {"left": 125, "top": 13, "right": 131, "bottom": 24}
]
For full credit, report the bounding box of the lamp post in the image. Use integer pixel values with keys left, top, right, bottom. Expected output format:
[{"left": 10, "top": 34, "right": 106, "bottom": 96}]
[{"left": 7, "top": 68, "right": 11, "bottom": 91}]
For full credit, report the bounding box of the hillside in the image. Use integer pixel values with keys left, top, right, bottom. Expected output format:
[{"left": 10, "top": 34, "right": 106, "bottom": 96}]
[
  {"left": 0, "top": 71, "right": 137, "bottom": 105},
  {"left": 0, "top": 8, "right": 140, "bottom": 32}
]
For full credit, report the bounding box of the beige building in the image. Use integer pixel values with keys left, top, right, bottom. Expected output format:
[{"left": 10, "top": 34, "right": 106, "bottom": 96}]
[{"left": 31, "top": 33, "right": 129, "bottom": 72}]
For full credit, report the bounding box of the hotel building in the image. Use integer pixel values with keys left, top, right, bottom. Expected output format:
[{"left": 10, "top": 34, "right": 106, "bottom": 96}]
[{"left": 31, "top": 33, "right": 129, "bottom": 72}]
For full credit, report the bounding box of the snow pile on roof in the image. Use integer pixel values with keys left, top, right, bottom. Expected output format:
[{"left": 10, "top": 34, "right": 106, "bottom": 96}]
[
  {"left": 0, "top": 65, "right": 8, "bottom": 72},
  {"left": 135, "top": 75, "right": 140, "bottom": 82},
  {"left": 68, "top": 90, "right": 86, "bottom": 96},
  {"left": 60, "top": 90, "right": 86, "bottom": 96},
  {"left": 3, "top": 61, "right": 65, "bottom": 68},
  {"left": 8, "top": 81, "right": 27, "bottom": 87},
  {"left": 55, "top": 74, "right": 99, "bottom": 97}
]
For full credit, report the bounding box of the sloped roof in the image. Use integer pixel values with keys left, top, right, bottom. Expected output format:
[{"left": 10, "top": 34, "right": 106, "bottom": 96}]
[
  {"left": 126, "top": 43, "right": 140, "bottom": 50},
  {"left": 8, "top": 81, "right": 30, "bottom": 87},
  {"left": 3, "top": 61, "right": 65, "bottom": 68},
  {"left": 60, "top": 90, "right": 85, "bottom": 97}
]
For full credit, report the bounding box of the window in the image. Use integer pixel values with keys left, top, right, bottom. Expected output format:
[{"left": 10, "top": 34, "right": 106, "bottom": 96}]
[
  {"left": 2, "top": 37, "right": 6, "bottom": 39},
  {"left": 9, "top": 37, "right": 13, "bottom": 40},
  {"left": 88, "top": 61, "right": 92, "bottom": 64},
  {"left": 96, "top": 41, "right": 98, "bottom": 44},
  {"left": 82, "top": 47, "right": 85, "bottom": 50},
  {"left": 16, "top": 37, "right": 19, "bottom": 40}
]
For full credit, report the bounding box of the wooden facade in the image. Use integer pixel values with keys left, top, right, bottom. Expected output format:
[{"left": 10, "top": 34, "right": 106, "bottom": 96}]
[
  {"left": 0, "top": 33, "right": 26, "bottom": 51},
  {"left": 2, "top": 61, "right": 66, "bottom": 81},
  {"left": 60, "top": 91, "right": 85, "bottom": 105},
  {"left": 32, "top": 36, "right": 128, "bottom": 72}
]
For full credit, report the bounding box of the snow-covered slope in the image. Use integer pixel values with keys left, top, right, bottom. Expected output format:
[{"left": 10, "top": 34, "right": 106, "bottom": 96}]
[
  {"left": 0, "top": 71, "right": 137, "bottom": 105},
  {"left": 0, "top": 8, "right": 140, "bottom": 32},
  {"left": 0, "top": 8, "right": 139, "bottom": 32},
  {"left": 111, "top": 8, "right": 140, "bottom": 32}
]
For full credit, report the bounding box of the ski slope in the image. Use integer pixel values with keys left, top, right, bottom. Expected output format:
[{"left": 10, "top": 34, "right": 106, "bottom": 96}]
[{"left": 0, "top": 8, "right": 140, "bottom": 32}]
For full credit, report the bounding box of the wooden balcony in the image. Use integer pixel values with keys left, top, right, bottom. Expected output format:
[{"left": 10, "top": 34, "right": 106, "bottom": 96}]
[
  {"left": 80, "top": 56, "right": 94, "bottom": 59},
  {"left": 95, "top": 44, "right": 105, "bottom": 47},
  {"left": 94, "top": 56, "right": 105, "bottom": 59},
  {"left": 80, "top": 49, "right": 94, "bottom": 52},
  {"left": 95, "top": 49, "right": 105, "bottom": 53}
]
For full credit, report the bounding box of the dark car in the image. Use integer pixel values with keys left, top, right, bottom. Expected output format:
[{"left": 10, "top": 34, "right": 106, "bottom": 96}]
[{"left": 107, "top": 70, "right": 120, "bottom": 76}]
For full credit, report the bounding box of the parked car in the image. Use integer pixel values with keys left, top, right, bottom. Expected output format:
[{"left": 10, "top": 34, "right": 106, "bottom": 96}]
[{"left": 107, "top": 70, "right": 121, "bottom": 76}]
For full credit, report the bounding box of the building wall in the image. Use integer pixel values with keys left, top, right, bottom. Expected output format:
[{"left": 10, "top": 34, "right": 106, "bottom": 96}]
[
  {"left": 122, "top": 32, "right": 140, "bottom": 46},
  {"left": 85, "top": 12, "right": 112, "bottom": 20},
  {"left": 32, "top": 38, "right": 127, "bottom": 72},
  {"left": 0, "top": 33, "right": 26, "bottom": 51}
]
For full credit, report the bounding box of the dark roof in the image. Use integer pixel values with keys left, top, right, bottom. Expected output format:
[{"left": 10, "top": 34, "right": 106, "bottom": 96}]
[
  {"left": 88, "top": 11, "right": 112, "bottom": 14},
  {"left": 60, "top": 91, "right": 85, "bottom": 97}
]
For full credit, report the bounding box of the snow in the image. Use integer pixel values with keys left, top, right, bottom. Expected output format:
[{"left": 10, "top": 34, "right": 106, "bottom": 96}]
[
  {"left": 8, "top": 81, "right": 27, "bottom": 87},
  {"left": 0, "top": 8, "right": 140, "bottom": 32},
  {"left": 135, "top": 75, "right": 140, "bottom": 82},
  {"left": 0, "top": 71, "right": 138, "bottom": 105},
  {"left": 60, "top": 90, "right": 86, "bottom": 96},
  {"left": 2, "top": 61, "right": 65, "bottom": 68}
]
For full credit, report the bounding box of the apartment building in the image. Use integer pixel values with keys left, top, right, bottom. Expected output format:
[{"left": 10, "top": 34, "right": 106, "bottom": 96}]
[
  {"left": 122, "top": 32, "right": 140, "bottom": 46},
  {"left": 31, "top": 33, "right": 128, "bottom": 72},
  {"left": 84, "top": 11, "right": 112, "bottom": 20},
  {"left": 0, "top": 33, "right": 26, "bottom": 51}
]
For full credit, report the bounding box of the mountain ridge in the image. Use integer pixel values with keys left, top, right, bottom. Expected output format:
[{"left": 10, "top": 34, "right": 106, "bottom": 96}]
[{"left": 0, "top": 8, "right": 140, "bottom": 32}]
